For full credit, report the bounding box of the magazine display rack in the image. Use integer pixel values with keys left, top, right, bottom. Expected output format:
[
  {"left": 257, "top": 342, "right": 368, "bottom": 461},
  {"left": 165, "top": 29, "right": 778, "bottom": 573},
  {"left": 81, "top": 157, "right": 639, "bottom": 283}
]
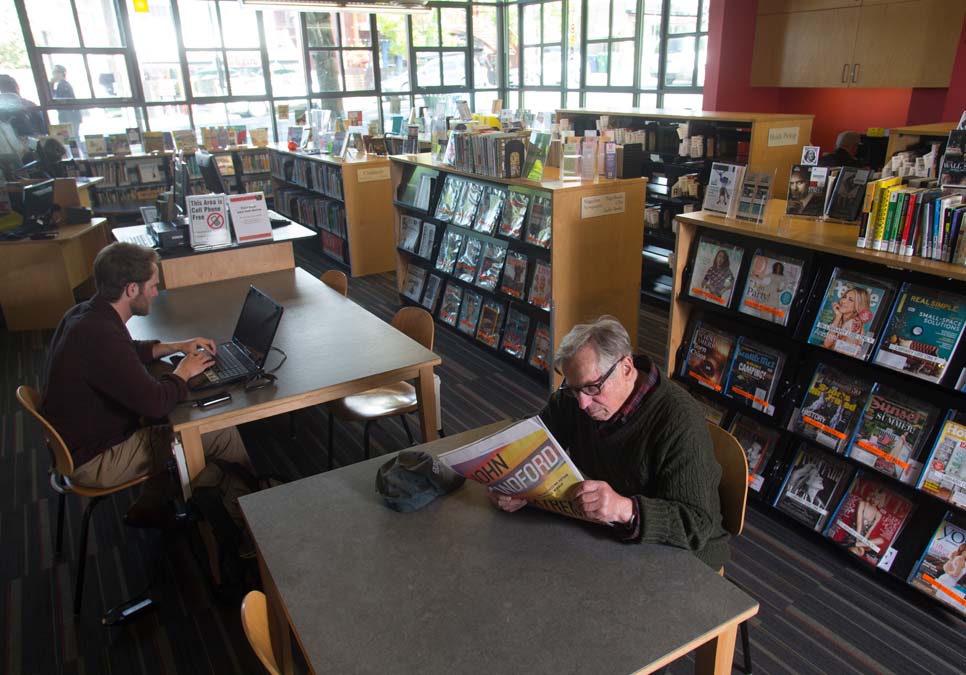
[
  {"left": 670, "top": 199, "right": 966, "bottom": 614},
  {"left": 556, "top": 108, "right": 813, "bottom": 304},
  {"left": 390, "top": 153, "right": 646, "bottom": 386},
  {"left": 269, "top": 146, "right": 394, "bottom": 275}
]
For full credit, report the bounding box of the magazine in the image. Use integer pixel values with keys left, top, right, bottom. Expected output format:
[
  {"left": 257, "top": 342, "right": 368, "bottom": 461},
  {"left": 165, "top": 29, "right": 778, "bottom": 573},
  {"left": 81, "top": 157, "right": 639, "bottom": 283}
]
[
  {"left": 729, "top": 414, "right": 781, "bottom": 493},
  {"left": 917, "top": 410, "right": 966, "bottom": 508},
  {"left": 824, "top": 473, "right": 915, "bottom": 566},
  {"left": 416, "top": 221, "right": 436, "bottom": 259},
  {"left": 738, "top": 249, "right": 804, "bottom": 326},
  {"left": 475, "top": 300, "right": 505, "bottom": 348},
  {"left": 453, "top": 181, "right": 484, "bottom": 228},
  {"left": 874, "top": 284, "right": 966, "bottom": 384},
  {"left": 528, "top": 260, "right": 552, "bottom": 311},
  {"left": 529, "top": 322, "right": 552, "bottom": 372},
  {"left": 455, "top": 237, "right": 483, "bottom": 283},
  {"left": 908, "top": 513, "right": 966, "bottom": 615},
  {"left": 399, "top": 215, "right": 421, "bottom": 252},
  {"left": 435, "top": 228, "right": 464, "bottom": 275},
  {"left": 401, "top": 265, "right": 427, "bottom": 302},
  {"left": 438, "top": 417, "right": 587, "bottom": 519},
  {"left": 681, "top": 321, "right": 737, "bottom": 393},
  {"left": 474, "top": 185, "right": 506, "bottom": 235},
  {"left": 501, "top": 308, "right": 530, "bottom": 359},
  {"left": 735, "top": 172, "right": 773, "bottom": 223},
  {"left": 500, "top": 250, "right": 529, "bottom": 299},
  {"left": 807, "top": 268, "right": 896, "bottom": 360},
  {"left": 434, "top": 175, "right": 464, "bottom": 222},
  {"left": 788, "top": 363, "right": 872, "bottom": 453},
  {"left": 724, "top": 337, "right": 785, "bottom": 415},
  {"left": 940, "top": 129, "right": 966, "bottom": 189},
  {"left": 523, "top": 131, "right": 552, "bottom": 181},
  {"left": 438, "top": 281, "right": 463, "bottom": 326},
  {"left": 458, "top": 289, "right": 484, "bottom": 335},
  {"left": 476, "top": 241, "right": 508, "bottom": 291},
  {"left": 421, "top": 274, "right": 443, "bottom": 312},
  {"left": 826, "top": 167, "right": 872, "bottom": 222},
  {"left": 498, "top": 190, "right": 530, "bottom": 239},
  {"left": 847, "top": 385, "right": 938, "bottom": 485},
  {"left": 786, "top": 165, "right": 827, "bottom": 217},
  {"left": 702, "top": 162, "right": 746, "bottom": 219},
  {"left": 773, "top": 443, "right": 853, "bottom": 531},
  {"left": 688, "top": 236, "right": 744, "bottom": 307},
  {"left": 525, "top": 193, "right": 552, "bottom": 248}
]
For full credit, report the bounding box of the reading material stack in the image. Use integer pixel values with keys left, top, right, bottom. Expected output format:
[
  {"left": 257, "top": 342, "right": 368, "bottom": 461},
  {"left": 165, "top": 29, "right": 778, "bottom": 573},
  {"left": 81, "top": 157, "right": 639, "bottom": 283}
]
[
  {"left": 390, "top": 153, "right": 646, "bottom": 385},
  {"left": 669, "top": 200, "right": 966, "bottom": 616}
]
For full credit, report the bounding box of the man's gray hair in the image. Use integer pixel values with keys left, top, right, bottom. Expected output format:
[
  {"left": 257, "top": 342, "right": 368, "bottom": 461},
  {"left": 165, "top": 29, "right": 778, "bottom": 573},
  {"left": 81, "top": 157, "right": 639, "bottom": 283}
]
[
  {"left": 836, "top": 130, "right": 860, "bottom": 149},
  {"left": 555, "top": 315, "right": 632, "bottom": 373}
]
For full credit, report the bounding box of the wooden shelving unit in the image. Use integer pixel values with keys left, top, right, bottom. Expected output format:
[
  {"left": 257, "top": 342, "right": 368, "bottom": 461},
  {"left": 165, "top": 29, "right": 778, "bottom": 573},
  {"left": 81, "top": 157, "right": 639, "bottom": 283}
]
[
  {"left": 390, "top": 153, "right": 646, "bottom": 387},
  {"left": 884, "top": 122, "right": 958, "bottom": 164},
  {"left": 269, "top": 145, "right": 395, "bottom": 276}
]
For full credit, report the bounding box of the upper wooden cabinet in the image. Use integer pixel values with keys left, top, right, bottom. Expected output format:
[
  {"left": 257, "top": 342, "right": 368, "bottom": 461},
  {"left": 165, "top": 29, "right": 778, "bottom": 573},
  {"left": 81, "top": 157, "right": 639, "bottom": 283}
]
[{"left": 751, "top": 0, "right": 965, "bottom": 88}]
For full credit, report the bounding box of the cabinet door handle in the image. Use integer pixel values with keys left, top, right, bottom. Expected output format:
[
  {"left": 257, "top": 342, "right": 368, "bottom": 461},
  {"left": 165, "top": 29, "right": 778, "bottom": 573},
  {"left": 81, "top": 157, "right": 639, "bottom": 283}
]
[
  {"left": 842, "top": 63, "right": 849, "bottom": 83},
  {"left": 852, "top": 63, "right": 860, "bottom": 83}
]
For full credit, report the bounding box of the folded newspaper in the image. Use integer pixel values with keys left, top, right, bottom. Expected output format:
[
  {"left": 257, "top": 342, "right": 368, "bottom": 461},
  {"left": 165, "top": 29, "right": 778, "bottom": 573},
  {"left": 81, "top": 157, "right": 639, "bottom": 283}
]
[{"left": 438, "top": 417, "right": 587, "bottom": 520}]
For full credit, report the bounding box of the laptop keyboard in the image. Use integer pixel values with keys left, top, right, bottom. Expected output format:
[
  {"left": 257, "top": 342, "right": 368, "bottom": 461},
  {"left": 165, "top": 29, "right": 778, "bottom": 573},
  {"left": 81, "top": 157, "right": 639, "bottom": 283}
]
[
  {"left": 204, "top": 344, "right": 249, "bottom": 383},
  {"left": 129, "top": 232, "right": 156, "bottom": 248}
]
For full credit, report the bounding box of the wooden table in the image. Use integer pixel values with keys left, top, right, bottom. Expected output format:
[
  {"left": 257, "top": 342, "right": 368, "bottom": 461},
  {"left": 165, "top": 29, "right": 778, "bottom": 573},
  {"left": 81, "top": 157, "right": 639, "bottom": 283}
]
[
  {"left": 0, "top": 218, "right": 108, "bottom": 330},
  {"left": 240, "top": 422, "right": 759, "bottom": 675},
  {"left": 127, "top": 267, "right": 441, "bottom": 485},
  {"left": 113, "top": 220, "right": 316, "bottom": 289}
]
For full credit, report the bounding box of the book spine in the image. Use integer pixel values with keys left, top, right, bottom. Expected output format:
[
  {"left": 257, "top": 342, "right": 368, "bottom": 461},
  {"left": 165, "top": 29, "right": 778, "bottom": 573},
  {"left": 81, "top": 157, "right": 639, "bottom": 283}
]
[
  {"left": 941, "top": 206, "right": 955, "bottom": 262},
  {"left": 876, "top": 190, "right": 899, "bottom": 251},
  {"left": 897, "top": 192, "right": 917, "bottom": 255}
]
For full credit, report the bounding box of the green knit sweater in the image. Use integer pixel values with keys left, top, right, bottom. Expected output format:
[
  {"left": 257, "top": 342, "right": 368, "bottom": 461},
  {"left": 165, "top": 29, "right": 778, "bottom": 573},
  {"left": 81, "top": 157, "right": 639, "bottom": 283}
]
[{"left": 539, "top": 369, "right": 730, "bottom": 570}]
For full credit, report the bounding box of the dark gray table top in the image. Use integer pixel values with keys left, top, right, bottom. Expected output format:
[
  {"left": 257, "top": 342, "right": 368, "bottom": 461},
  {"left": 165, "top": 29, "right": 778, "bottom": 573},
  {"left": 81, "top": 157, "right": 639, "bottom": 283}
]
[
  {"left": 241, "top": 423, "right": 758, "bottom": 675},
  {"left": 128, "top": 267, "right": 439, "bottom": 427}
]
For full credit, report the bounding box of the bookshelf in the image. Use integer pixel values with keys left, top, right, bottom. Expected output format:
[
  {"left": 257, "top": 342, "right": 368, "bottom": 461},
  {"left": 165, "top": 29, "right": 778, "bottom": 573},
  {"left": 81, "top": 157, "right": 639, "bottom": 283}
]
[
  {"left": 669, "top": 200, "right": 966, "bottom": 612},
  {"left": 556, "top": 108, "right": 813, "bottom": 305},
  {"left": 268, "top": 146, "right": 395, "bottom": 275},
  {"left": 390, "top": 153, "right": 646, "bottom": 386},
  {"left": 884, "top": 122, "right": 958, "bottom": 165}
]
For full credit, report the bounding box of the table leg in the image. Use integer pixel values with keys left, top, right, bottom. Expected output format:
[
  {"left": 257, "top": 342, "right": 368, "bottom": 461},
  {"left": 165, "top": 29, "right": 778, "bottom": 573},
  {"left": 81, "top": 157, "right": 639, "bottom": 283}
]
[
  {"left": 693, "top": 623, "right": 738, "bottom": 675},
  {"left": 256, "top": 550, "right": 296, "bottom": 675},
  {"left": 414, "top": 365, "right": 439, "bottom": 443},
  {"left": 177, "top": 427, "right": 206, "bottom": 490}
]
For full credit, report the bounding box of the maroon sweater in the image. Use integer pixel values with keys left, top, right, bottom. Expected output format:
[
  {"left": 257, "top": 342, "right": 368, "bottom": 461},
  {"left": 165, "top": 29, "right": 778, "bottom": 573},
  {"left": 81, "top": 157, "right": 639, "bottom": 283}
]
[{"left": 42, "top": 294, "right": 188, "bottom": 467}]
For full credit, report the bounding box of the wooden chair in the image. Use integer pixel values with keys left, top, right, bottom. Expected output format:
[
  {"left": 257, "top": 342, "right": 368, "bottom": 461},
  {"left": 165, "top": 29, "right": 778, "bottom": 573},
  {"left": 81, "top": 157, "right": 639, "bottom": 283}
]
[
  {"left": 320, "top": 269, "right": 348, "bottom": 296},
  {"left": 707, "top": 421, "right": 753, "bottom": 674},
  {"left": 16, "top": 385, "right": 150, "bottom": 616},
  {"left": 241, "top": 590, "right": 282, "bottom": 675},
  {"left": 324, "top": 306, "right": 441, "bottom": 469}
]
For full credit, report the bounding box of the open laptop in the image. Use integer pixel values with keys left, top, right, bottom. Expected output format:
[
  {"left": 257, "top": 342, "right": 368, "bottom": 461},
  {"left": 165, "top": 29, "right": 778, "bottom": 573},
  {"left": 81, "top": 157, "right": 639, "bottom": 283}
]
[{"left": 189, "top": 285, "right": 284, "bottom": 390}]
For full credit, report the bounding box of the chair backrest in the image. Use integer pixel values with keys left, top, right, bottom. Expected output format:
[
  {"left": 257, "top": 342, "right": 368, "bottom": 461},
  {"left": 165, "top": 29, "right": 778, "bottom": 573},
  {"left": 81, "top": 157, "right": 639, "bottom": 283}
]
[
  {"left": 707, "top": 422, "right": 748, "bottom": 538},
  {"left": 241, "top": 590, "right": 281, "bottom": 675},
  {"left": 392, "top": 306, "right": 434, "bottom": 350},
  {"left": 16, "top": 385, "right": 74, "bottom": 477},
  {"left": 320, "top": 269, "right": 348, "bottom": 297}
]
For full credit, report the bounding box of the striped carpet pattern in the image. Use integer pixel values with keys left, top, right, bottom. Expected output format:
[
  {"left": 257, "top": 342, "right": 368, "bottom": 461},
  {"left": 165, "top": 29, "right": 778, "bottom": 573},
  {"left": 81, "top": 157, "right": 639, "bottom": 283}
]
[{"left": 0, "top": 240, "right": 963, "bottom": 674}]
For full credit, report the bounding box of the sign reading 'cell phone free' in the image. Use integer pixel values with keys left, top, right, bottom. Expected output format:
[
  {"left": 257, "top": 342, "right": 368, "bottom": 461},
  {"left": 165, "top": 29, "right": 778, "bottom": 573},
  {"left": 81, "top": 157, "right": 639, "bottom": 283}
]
[{"left": 187, "top": 194, "right": 232, "bottom": 250}]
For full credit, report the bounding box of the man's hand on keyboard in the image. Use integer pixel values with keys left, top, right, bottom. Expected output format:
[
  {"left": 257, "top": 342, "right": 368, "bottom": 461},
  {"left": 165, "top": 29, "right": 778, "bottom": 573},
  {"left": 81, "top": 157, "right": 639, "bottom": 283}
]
[
  {"left": 174, "top": 337, "right": 217, "bottom": 355},
  {"left": 173, "top": 348, "right": 215, "bottom": 382}
]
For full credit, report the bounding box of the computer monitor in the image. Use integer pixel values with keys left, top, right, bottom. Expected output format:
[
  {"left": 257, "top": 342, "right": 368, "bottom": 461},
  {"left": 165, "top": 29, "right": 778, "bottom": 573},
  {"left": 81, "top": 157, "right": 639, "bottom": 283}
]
[
  {"left": 21, "top": 178, "right": 56, "bottom": 229},
  {"left": 196, "top": 151, "right": 227, "bottom": 194}
]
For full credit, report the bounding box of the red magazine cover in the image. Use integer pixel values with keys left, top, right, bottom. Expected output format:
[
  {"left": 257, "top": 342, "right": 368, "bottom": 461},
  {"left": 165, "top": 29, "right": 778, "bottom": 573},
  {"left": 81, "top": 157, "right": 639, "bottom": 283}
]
[{"left": 824, "top": 473, "right": 915, "bottom": 566}]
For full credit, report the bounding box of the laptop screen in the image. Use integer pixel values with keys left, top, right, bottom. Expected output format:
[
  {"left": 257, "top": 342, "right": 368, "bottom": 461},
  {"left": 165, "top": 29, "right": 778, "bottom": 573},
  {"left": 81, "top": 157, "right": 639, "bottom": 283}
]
[{"left": 232, "top": 286, "right": 284, "bottom": 367}]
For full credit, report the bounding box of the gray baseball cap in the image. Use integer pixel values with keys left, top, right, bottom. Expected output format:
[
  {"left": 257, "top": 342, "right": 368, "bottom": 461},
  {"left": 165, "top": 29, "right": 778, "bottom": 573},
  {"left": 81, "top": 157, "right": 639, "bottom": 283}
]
[{"left": 375, "top": 450, "right": 465, "bottom": 512}]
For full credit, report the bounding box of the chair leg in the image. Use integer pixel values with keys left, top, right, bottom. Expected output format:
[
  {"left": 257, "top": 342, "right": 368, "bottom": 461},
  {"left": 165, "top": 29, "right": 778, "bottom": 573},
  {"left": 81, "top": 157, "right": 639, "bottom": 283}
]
[
  {"left": 74, "top": 496, "right": 103, "bottom": 616},
  {"left": 327, "top": 410, "right": 335, "bottom": 471},
  {"left": 399, "top": 415, "right": 415, "bottom": 446},
  {"left": 740, "top": 620, "right": 753, "bottom": 674},
  {"left": 55, "top": 492, "right": 66, "bottom": 557},
  {"left": 363, "top": 421, "right": 374, "bottom": 460}
]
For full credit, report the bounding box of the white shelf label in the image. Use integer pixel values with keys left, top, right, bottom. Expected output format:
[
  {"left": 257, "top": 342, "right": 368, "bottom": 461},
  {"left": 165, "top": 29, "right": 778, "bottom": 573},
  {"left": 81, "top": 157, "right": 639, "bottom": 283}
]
[
  {"left": 767, "top": 127, "right": 800, "bottom": 147},
  {"left": 357, "top": 166, "right": 390, "bottom": 183},
  {"left": 877, "top": 547, "right": 898, "bottom": 572},
  {"left": 581, "top": 192, "right": 626, "bottom": 219}
]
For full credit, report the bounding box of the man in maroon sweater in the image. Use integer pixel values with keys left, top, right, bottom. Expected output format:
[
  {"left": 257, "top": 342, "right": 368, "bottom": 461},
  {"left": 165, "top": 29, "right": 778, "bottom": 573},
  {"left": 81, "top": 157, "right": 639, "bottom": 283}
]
[{"left": 43, "top": 242, "right": 251, "bottom": 514}]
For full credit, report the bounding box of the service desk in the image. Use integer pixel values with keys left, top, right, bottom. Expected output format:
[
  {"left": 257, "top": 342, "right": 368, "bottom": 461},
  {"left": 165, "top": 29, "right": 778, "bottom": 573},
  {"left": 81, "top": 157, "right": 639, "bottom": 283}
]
[
  {"left": 241, "top": 422, "right": 759, "bottom": 675},
  {"left": 0, "top": 218, "right": 108, "bottom": 330},
  {"left": 113, "top": 220, "right": 315, "bottom": 289}
]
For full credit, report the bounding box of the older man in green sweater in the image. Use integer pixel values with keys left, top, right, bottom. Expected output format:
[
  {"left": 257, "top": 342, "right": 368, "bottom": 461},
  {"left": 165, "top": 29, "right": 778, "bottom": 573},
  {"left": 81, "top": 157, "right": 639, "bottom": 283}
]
[{"left": 489, "top": 316, "right": 730, "bottom": 570}]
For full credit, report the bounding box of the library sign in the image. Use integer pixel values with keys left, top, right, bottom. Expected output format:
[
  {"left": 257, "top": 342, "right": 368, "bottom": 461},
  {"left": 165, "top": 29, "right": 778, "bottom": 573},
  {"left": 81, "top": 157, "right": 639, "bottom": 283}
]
[{"left": 580, "top": 192, "right": 626, "bottom": 219}]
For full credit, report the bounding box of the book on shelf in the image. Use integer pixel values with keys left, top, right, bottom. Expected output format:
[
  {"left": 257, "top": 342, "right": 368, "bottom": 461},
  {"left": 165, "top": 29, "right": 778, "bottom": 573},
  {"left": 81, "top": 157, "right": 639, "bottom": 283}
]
[
  {"left": 107, "top": 133, "right": 131, "bottom": 156},
  {"left": 416, "top": 221, "right": 436, "bottom": 259},
  {"left": 435, "top": 175, "right": 464, "bottom": 222},
  {"left": 399, "top": 215, "right": 421, "bottom": 252},
  {"left": 863, "top": 177, "right": 903, "bottom": 250},
  {"left": 421, "top": 274, "right": 443, "bottom": 313},
  {"left": 825, "top": 167, "right": 871, "bottom": 222},
  {"left": 455, "top": 236, "right": 483, "bottom": 283},
  {"left": 737, "top": 249, "right": 805, "bottom": 326},
  {"left": 435, "top": 228, "right": 464, "bottom": 275},
  {"left": 498, "top": 190, "right": 530, "bottom": 239},
  {"left": 724, "top": 337, "right": 785, "bottom": 416},
  {"left": 401, "top": 264, "right": 427, "bottom": 302},
  {"left": 501, "top": 308, "right": 530, "bottom": 359},
  {"left": 251, "top": 128, "right": 269, "bottom": 148},
  {"left": 681, "top": 321, "right": 736, "bottom": 393},
  {"left": 939, "top": 129, "right": 966, "bottom": 189},
  {"left": 728, "top": 414, "right": 781, "bottom": 493},
  {"left": 414, "top": 174, "right": 433, "bottom": 211},
  {"left": 528, "top": 322, "right": 552, "bottom": 372},
  {"left": 702, "top": 162, "right": 745, "bottom": 219},
  {"left": 917, "top": 410, "right": 966, "bottom": 509},
  {"left": 85, "top": 135, "right": 107, "bottom": 156},
  {"left": 785, "top": 165, "right": 827, "bottom": 217},
  {"left": 693, "top": 392, "right": 729, "bottom": 425},
  {"left": 527, "top": 259, "right": 551, "bottom": 311},
  {"left": 823, "top": 473, "right": 915, "bottom": 567},
  {"left": 735, "top": 171, "right": 773, "bottom": 223},
  {"left": 788, "top": 363, "right": 872, "bottom": 454},
  {"left": 907, "top": 512, "right": 966, "bottom": 615},
  {"left": 807, "top": 268, "right": 896, "bottom": 361},
  {"left": 500, "top": 250, "right": 529, "bottom": 299},
  {"left": 137, "top": 163, "right": 163, "bottom": 184},
  {"left": 458, "top": 289, "right": 484, "bottom": 335},
  {"left": 438, "top": 281, "right": 463, "bottom": 326},
  {"left": 821, "top": 167, "right": 840, "bottom": 216},
  {"left": 847, "top": 385, "right": 938, "bottom": 485},
  {"left": 523, "top": 131, "right": 552, "bottom": 181},
  {"left": 873, "top": 283, "right": 966, "bottom": 384},
  {"left": 524, "top": 194, "right": 552, "bottom": 248},
  {"left": 475, "top": 300, "right": 505, "bottom": 348},
  {"left": 773, "top": 443, "right": 853, "bottom": 532},
  {"left": 476, "top": 241, "right": 508, "bottom": 292},
  {"left": 473, "top": 185, "right": 506, "bottom": 235},
  {"left": 142, "top": 131, "right": 165, "bottom": 154},
  {"left": 453, "top": 181, "right": 484, "bottom": 228},
  {"left": 688, "top": 235, "right": 744, "bottom": 307}
]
